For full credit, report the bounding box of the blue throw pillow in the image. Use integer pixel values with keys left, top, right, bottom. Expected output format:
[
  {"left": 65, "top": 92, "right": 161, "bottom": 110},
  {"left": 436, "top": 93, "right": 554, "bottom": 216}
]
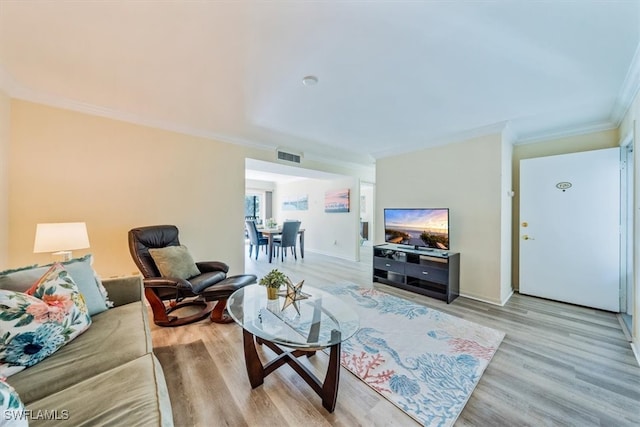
[{"left": 0, "top": 255, "right": 112, "bottom": 316}]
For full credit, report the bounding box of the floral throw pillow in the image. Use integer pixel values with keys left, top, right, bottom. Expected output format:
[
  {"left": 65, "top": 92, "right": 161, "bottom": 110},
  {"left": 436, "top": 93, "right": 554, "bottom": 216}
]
[
  {"left": 0, "top": 378, "right": 27, "bottom": 426},
  {"left": 0, "top": 254, "right": 113, "bottom": 316},
  {"left": 0, "top": 263, "right": 92, "bottom": 377}
]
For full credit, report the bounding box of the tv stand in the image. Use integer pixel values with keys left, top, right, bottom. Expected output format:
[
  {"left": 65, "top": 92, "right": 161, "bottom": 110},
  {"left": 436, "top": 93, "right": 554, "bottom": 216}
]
[
  {"left": 397, "top": 244, "right": 438, "bottom": 253},
  {"left": 373, "top": 244, "right": 460, "bottom": 303},
  {"left": 396, "top": 245, "right": 414, "bottom": 250}
]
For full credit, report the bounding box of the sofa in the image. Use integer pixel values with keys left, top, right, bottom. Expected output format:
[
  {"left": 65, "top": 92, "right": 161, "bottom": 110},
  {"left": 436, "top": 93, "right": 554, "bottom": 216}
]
[{"left": 0, "top": 265, "right": 173, "bottom": 426}]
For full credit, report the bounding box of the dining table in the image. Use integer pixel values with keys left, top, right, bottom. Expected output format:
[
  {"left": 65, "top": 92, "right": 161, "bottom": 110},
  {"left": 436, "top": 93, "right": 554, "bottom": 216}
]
[{"left": 258, "top": 227, "right": 305, "bottom": 263}]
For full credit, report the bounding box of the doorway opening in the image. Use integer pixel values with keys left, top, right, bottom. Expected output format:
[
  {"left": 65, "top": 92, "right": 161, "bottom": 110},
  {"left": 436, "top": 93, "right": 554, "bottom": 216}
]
[
  {"left": 245, "top": 157, "right": 370, "bottom": 263},
  {"left": 359, "top": 181, "right": 375, "bottom": 262}
]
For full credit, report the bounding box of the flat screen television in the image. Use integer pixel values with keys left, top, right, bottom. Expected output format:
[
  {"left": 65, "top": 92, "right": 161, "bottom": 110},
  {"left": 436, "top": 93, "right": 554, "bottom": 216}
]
[{"left": 384, "top": 208, "right": 449, "bottom": 250}]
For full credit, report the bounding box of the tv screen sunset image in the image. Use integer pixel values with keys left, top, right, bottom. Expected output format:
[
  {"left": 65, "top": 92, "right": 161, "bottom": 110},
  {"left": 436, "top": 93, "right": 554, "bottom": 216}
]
[{"left": 384, "top": 209, "right": 449, "bottom": 249}]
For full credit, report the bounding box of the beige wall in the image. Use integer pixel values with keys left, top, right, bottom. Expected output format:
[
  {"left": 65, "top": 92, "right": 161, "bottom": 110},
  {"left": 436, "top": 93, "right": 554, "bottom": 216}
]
[
  {"left": 9, "top": 100, "right": 251, "bottom": 277},
  {"left": 0, "top": 90, "right": 9, "bottom": 268},
  {"left": 7, "top": 100, "right": 374, "bottom": 278},
  {"left": 376, "top": 133, "right": 510, "bottom": 304},
  {"left": 511, "top": 129, "right": 620, "bottom": 288}
]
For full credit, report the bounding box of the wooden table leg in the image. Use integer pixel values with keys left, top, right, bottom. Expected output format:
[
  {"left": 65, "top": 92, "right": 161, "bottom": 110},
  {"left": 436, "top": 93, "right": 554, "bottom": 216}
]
[
  {"left": 242, "top": 328, "right": 342, "bottom": 412},
  {"left": 322, "top": 341, "right": 341, "bottom": 412},
  {"left": 243, "top": 329, "right": 264, "bottom": 388},
  {"left": 299, "top": 230, "right": 304, "bottom": 258},
  {"left": 268, "top": 234, "right": 274, "bottom": 263}
]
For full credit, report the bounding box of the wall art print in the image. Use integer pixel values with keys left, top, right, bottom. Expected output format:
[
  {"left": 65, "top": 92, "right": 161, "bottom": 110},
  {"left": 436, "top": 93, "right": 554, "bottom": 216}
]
[
  {"left": 282, "top": 194, "right": 308, "bottom": 211},
  {"left": 325, "top": 189, "right": 350, "bottom": 213}
]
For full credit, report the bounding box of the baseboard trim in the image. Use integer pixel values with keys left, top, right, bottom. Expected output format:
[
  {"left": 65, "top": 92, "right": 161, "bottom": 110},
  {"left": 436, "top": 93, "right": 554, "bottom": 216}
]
[
  {"left": 632, "top": 342, "right": 640, "bottom": 367},
  {"left": 305, "top": 248, "right": 358, "bottom": 262},
  {"left": 459, "top": 292, "right": 504, "bottom": 307},
  {"left": 617, "top": 314, "right": 633, "bottom": 342},
  {"left": 500, "top": 289, "right": 514, "bottom": 306}
]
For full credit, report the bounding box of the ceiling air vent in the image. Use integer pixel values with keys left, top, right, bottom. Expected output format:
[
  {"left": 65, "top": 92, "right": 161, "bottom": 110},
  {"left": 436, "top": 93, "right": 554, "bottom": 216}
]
[{"left": 277, "top": 150, "right": 302, "bottom": 164}]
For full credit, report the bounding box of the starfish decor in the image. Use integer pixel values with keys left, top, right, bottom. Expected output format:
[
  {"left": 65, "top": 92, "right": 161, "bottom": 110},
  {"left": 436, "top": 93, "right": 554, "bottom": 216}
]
[{"left": 278, "top": 278, "right": 308, "bottom": 314}]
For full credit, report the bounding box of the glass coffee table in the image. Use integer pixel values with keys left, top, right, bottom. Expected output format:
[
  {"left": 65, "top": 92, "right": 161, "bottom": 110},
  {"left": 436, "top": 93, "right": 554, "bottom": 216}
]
[{"left": 227, "top": 284, "right": 359, "bottom": 412}]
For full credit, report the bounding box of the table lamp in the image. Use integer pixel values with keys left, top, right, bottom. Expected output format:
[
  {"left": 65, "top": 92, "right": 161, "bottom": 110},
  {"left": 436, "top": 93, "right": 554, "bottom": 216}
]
[{"left": 33, "top": 222, "right": 90, "bottom": 261}]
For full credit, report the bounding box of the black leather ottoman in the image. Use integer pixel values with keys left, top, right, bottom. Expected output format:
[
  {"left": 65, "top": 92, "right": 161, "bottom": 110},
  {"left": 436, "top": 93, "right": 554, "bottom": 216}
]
[{"left": 202, "top": 274, "right": 257, "bottom": 323}]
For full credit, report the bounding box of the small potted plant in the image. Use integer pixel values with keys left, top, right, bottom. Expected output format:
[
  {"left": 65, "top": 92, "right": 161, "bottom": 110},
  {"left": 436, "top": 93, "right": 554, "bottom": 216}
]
[{"left": 259, "top": 269, "right": 288, "bottom": 299}]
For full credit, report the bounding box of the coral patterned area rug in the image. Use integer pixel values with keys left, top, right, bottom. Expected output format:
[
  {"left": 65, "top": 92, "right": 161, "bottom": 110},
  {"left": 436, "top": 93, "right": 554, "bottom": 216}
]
[{"left": 325, "top": 283, "right": 505, "bottom": 427}]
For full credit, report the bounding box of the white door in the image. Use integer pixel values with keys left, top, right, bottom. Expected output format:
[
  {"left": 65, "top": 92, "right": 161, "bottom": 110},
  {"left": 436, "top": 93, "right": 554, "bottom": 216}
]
[{"left": 519, "top": 148, "right": 620, "bottom": 312}]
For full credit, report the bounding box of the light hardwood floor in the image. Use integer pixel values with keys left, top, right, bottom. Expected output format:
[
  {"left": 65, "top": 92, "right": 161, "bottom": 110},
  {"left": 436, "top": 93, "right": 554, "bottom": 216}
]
[{"left": 150, "top": 248, "right": 640, "bottom": 427}]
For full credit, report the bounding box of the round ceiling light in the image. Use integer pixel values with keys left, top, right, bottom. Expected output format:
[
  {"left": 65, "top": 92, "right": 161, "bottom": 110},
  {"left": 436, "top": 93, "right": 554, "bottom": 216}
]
[{"left": 302, "top": 75, "right": 318, "bottom": 86}]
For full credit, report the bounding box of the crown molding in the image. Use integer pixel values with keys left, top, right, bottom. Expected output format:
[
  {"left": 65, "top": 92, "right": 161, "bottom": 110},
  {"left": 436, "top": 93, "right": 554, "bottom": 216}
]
[
  {"left": 0, "top": 65, "right": 276, "bottom": 151},
  {"left": 1, "top": 66, "right": 376, "bottom": 170},
  {"left": 611, "top": 41, "right": 640, "bottom": 124},
  {"left": 371, "top": 121, "right": 510, "bottom": 159},
  {"left": 513, "top": 120, "right": 618, "bottom": 145},
  {"left": 2, "top": 46, "right": 633, "bottom": 166},
  {"left": 501, "top": 121, "right": 518, "bottom": 145},
  {"left": 25, "top": 93, "right": 274, "bottom": 151},
  {"left": 1, "top": 65, "right": 375, "bottom": 172}
]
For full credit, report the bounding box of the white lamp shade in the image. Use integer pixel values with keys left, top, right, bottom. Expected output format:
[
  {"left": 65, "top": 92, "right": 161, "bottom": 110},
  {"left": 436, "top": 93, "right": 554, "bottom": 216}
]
[{"left": 33, "top": 222, "right": 90, "bottom": 253}]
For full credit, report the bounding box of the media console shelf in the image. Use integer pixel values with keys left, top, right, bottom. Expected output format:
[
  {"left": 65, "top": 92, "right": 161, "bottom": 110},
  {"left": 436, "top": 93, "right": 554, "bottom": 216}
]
[{"left": 373, "top": 244, "right": 460, "bottom": 303}]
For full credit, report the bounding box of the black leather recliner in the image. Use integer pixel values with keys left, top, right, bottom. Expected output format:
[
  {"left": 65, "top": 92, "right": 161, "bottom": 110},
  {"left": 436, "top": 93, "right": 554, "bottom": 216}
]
[{"left": 128, "top": 225, "right": 256, "bottom": 327}]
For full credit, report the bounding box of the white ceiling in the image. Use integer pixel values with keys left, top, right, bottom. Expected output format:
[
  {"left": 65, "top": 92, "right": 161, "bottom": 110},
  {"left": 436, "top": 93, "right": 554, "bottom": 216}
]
[{"left": 1, "top": 1, "right": 639, "bottom": 166}]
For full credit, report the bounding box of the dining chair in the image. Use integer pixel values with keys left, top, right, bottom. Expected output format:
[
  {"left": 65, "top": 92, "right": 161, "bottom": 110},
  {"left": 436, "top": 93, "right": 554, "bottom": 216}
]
[
  {"left": 273, "top": 221, "right": 301, "bottom": 261},
  {"left": 245, "top": 220, "right": 268, "bottom": 260}
]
